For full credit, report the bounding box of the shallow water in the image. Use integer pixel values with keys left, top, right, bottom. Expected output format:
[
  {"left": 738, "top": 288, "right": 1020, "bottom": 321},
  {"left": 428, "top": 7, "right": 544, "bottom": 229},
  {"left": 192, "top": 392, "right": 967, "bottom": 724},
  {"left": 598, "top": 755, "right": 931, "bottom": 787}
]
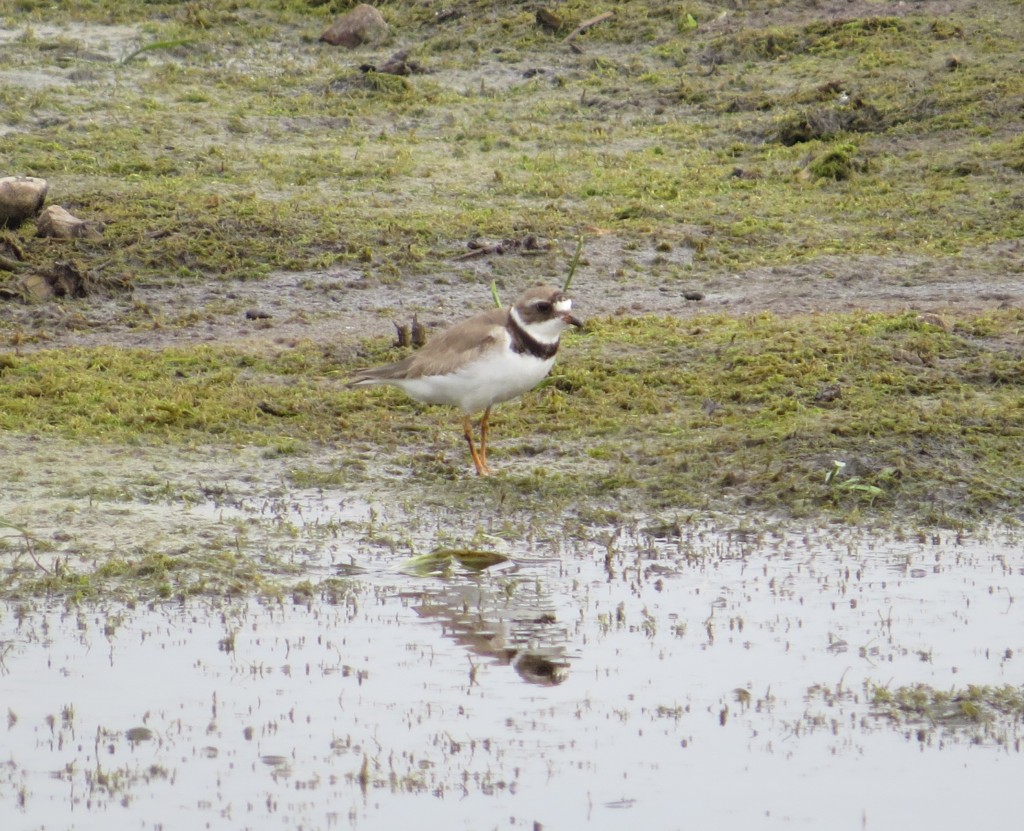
[{"left": 2, "top": 517, "right": 1022, "bottom": 831}]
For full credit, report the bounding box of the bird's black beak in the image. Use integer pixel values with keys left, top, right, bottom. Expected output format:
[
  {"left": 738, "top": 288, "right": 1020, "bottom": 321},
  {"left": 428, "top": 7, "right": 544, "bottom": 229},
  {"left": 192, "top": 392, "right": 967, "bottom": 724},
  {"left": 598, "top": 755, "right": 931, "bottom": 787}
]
[{"left": 562, "top": 313, "right": 583, "bottom": 328}]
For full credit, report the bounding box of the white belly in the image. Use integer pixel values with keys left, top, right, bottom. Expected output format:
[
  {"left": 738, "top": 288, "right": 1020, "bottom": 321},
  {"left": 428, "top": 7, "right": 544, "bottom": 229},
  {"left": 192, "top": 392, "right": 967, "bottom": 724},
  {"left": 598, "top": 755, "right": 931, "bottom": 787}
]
[{"left": 396, "top": 350, "right": 555, "bottom": 413}]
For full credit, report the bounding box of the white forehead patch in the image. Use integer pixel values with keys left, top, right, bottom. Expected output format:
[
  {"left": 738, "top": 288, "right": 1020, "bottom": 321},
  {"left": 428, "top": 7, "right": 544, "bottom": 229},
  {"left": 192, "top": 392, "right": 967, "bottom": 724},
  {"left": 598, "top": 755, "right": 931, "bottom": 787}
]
[{"left": 554, "top": 298, "right": 572, "bottom": 313}]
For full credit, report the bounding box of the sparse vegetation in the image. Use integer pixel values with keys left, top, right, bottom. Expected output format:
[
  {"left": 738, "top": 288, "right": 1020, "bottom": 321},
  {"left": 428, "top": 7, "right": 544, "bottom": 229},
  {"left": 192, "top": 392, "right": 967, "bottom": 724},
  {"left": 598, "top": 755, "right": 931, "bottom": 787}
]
[
  {"left": 0, "top": 308, "right": 1022, "bottom": 538},
  {"left": 0, "top": 1, "right": 1021, "bottom": 282},
  {"left": 3, "top": 12, "right": 1023, "bottom": 830},
  {"left": 872, "top": 683, "right": 1024, "bottom": 745},
  {"left": 1, "top": 0, "right": 1023, "bottom": 604}
]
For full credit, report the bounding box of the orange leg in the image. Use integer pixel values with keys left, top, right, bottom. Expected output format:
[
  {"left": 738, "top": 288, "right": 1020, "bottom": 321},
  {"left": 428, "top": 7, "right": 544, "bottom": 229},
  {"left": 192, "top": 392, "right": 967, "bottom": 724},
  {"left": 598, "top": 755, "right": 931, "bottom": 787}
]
[
  {"left": 479, "top": 407, "right": 492, "bottom": 470},
  {"left": 462, "top": 414, "right": 491, "bottom": 476}
]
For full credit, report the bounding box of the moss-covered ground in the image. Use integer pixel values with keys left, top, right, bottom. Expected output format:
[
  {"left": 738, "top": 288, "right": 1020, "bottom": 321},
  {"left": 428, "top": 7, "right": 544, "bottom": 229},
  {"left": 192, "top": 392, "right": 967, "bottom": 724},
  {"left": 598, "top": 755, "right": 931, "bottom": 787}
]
[
  {"left": 1, "top": 1, "right": 1024, "bottom": 599},
  {"left": 1, "top": 308, "right": 1022, "bottom": 526}
]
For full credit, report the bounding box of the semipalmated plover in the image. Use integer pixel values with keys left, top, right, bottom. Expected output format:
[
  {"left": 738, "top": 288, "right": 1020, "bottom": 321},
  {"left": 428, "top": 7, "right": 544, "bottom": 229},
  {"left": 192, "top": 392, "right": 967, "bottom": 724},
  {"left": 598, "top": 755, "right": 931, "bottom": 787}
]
[{"left": 349, "top": 285, "right": 582, "bottom": 475}]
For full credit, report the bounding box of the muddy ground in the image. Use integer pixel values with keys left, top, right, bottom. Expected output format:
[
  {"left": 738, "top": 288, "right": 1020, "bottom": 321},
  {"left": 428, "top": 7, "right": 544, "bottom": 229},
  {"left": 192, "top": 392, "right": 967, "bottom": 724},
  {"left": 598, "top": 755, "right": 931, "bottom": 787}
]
[
  {"left": 1, "top": 0, "right": 1023, "bottom": 547},
  {"left": 2, "top": 6, "right": 1024, "bottom": 827},
  {"left": 4, "top": 238, "right": 1021, "bottom": 356},
  {"left": 1, "top": 1, "right": 1021, "bottom": 355}
]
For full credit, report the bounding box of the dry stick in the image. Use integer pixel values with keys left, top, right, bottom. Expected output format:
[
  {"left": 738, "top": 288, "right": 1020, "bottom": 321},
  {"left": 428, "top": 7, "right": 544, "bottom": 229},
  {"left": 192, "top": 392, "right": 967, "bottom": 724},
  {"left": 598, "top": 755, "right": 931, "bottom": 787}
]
[
  {"left": 454, "top": 245, "right": 546, "bottom": 262},
  {"left": 564, "top": 11, "right": 615, "bottom": 43},
  {"left": 453, "top": 246, "right": 494, "bottom": 261},
  {"left": 1, "top": 520, "right": 51, "bottom": 575},
  {"left": 24, "top": 534, "right": 52, "bottom": 575},
  {"left": 120, "top": 38, "right": 193, "bottom": 66}
]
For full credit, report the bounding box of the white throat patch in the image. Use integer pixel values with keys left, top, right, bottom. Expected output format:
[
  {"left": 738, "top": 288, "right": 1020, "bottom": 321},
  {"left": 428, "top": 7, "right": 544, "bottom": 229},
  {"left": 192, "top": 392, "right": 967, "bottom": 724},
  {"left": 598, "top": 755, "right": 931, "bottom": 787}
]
[{"left": 512, "top": 305, "right": 569, "bottom": 345}]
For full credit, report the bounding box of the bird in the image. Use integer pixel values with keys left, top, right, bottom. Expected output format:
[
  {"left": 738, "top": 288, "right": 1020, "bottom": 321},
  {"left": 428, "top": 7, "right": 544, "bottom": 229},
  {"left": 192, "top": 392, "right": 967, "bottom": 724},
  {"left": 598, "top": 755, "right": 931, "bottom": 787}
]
[{"left": 348, "top": 284, "right": 582, "bottom": 475}]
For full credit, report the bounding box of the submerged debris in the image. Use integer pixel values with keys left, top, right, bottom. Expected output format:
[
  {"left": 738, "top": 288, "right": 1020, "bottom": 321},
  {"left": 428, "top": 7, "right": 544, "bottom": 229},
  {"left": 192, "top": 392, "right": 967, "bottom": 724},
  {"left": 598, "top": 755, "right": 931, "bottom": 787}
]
[{"left": 399, "top": 548, "right": 510, "bottom": 576}]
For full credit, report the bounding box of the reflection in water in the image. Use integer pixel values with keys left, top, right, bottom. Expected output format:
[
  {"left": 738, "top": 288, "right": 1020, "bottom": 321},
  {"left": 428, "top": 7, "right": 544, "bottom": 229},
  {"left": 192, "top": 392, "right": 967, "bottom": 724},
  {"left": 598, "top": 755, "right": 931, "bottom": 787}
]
[
  {"left": 404, "top": 566, "right": 570, "bottom": 685},
  {"left": 2, "top": 526, "right": 1023, "bottom": 831}
]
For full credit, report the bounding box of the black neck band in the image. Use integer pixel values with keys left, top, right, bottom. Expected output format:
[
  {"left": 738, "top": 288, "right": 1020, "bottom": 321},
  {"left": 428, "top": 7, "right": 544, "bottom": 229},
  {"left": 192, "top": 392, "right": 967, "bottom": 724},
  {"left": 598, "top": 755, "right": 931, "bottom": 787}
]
[{"left": 508, "top": 313, "right": 559, "bottom": 360}]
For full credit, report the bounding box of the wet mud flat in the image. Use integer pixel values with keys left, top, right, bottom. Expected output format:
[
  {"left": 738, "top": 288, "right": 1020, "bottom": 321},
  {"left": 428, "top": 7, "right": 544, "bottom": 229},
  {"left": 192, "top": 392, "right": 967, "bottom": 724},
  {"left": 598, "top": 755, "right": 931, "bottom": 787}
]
[
  {"left": 2, "top": 485, "right": 1022, "bottom": 830},
  {"left": 2, "top": 1, "right": 1024, "bottom": 828}
]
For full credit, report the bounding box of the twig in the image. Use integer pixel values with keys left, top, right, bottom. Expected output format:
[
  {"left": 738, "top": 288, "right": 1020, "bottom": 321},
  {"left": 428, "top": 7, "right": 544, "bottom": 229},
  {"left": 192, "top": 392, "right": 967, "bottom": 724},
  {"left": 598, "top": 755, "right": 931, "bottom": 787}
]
[
  {"left": 120, "top": 38, "right": 194, "bottom": 66},
  {"left": 1, "top": 519, "right": 51, "bottom": 575},
  {"left": 453, "top": 246, "right": 493, "bottom": 261},
  {"left": 490, "top": 280, "right": 502, "bottom": 309},
  {"left": 564, "top": 11, "right": 614, "bottom": 43},
  {"left": 25, "top": 535, "right": 51, "bottom": 575}
]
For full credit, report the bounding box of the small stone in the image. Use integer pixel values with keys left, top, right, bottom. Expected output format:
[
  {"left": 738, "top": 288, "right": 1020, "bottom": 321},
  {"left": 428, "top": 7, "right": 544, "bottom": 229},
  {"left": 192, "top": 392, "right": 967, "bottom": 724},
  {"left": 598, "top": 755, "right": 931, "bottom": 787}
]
[
  {"left": 0, "top": 176, "right": 49, "bottom": 229},
  {"left": 917, "top": 313, "right": 948, "bottom": 330},
  {"left": 320, "top": 4, "right": 389, "bottom": 48},
  {"left": 813, "top": 384, "right": 842, "bottom": 404},
  {"left": 536, "top": 9, "right": 562, "bottom": 32},
  {"left": 35, "top": 205, "right": 102, "bottom": 240}
]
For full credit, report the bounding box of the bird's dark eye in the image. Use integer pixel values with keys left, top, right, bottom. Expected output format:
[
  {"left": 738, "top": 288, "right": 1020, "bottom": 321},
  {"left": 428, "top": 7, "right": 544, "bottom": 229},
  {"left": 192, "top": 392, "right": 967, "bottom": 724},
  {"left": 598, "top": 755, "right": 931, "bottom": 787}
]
[{"left": 536, "top": 301, "right": 552, "bottom": 313}]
